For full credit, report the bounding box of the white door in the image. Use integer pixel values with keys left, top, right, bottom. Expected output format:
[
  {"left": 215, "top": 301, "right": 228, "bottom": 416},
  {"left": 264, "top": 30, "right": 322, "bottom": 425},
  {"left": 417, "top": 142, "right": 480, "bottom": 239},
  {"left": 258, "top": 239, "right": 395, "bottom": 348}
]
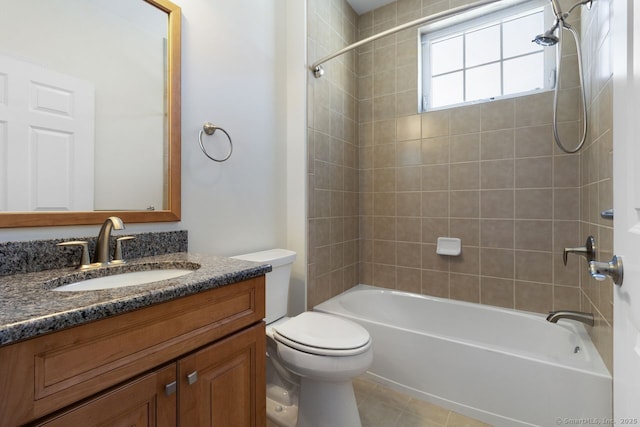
[
  {"left": 613, "top": 0, "right": 640, "bottom": 420},
  {"left": 0, "top": 54, "right": 94, "bottom": 211}
]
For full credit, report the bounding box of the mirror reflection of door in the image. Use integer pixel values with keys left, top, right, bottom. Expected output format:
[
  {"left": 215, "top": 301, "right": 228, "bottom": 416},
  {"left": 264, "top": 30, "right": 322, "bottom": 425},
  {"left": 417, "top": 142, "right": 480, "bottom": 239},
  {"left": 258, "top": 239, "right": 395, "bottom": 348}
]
[
  {"left": 0, "top": 0, "right": 168, "bottom": 213},
  {"left": 0, "top": 54, "right": 94, "bottom": 211}
]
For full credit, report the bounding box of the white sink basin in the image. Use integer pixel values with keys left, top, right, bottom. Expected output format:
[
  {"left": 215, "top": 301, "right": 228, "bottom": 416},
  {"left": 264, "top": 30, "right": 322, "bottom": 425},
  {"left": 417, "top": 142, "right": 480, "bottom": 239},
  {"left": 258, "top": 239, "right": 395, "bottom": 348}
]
[{"left": 53, "top": 269, "right": 195, "bottom": 292}]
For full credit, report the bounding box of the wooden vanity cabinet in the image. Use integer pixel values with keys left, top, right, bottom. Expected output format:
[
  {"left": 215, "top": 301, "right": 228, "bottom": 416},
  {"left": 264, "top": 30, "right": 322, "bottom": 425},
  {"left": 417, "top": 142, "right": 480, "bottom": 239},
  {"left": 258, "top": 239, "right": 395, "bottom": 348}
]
[{"left": 0, "top": 276, "right": 266, "bottom": 427}]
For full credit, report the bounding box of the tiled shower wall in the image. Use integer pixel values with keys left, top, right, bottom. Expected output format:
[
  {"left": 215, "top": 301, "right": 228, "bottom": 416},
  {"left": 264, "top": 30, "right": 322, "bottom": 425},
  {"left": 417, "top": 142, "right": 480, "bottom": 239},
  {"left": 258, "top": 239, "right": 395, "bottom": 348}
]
[
  {"left": 580, "top": 0, "right": 613, "bottom": 372},
  {"left": 307, "top": 0, "right": 360, "bottom": 308},
  {"left": 356, "top": 0, "right": 583, "bottom": 313},
  {"left": 306, "top": 0, "right": 614, "bottom": 348}
]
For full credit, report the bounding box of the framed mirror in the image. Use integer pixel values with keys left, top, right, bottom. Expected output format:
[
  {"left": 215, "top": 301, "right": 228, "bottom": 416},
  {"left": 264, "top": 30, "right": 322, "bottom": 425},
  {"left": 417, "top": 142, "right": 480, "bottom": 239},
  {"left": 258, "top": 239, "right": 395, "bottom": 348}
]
[{"left": 0, "top": 0, "right": 181, "bottom": 227}]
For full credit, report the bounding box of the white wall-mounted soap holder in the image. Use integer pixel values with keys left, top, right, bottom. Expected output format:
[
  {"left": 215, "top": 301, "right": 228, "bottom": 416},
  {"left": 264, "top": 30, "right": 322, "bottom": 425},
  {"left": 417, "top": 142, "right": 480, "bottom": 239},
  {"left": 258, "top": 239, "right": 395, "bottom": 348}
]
[{"left": 436, "top": 237, "right": 461, "bottom": 256}]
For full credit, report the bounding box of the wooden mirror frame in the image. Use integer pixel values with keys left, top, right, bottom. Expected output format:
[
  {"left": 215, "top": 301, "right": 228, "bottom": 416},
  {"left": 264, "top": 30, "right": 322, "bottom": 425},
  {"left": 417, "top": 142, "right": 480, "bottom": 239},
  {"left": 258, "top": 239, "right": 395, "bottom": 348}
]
[{"left": 0, "top": 0, "right": 181, "bottom": 228}]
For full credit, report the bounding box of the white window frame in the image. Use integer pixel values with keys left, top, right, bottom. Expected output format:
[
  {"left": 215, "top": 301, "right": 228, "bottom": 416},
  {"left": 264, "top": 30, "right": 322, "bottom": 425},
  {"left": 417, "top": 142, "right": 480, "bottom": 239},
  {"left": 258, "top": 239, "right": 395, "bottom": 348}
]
[{"left": 419, "top": 0, "right": 557, "bottom": 112}]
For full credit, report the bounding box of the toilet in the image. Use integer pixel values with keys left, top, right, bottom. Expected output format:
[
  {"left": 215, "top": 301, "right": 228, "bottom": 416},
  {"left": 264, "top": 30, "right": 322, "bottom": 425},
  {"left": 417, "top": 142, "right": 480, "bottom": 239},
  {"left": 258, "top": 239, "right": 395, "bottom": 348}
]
[{"left": 232, "top": 249, "right": 372, "bottom": 427}]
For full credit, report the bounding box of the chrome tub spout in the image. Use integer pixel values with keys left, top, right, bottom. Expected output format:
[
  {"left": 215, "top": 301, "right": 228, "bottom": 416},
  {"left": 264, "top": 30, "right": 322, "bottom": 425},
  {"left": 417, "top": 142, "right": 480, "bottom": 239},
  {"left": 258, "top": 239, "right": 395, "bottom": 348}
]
[{"left": 546, "top": 310, "right": 594, "bottom": 327}]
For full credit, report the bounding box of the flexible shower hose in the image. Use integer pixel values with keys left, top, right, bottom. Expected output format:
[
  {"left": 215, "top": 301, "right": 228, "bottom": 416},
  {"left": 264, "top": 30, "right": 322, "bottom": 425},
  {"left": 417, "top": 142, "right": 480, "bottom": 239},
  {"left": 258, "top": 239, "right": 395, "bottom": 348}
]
[{"left": 552, "top": 21, "right": 588, "bottom": 153}]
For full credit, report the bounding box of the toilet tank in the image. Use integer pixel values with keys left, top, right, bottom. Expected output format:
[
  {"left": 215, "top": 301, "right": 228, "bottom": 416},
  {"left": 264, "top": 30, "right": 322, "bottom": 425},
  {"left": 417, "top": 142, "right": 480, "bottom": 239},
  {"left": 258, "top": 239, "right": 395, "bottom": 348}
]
[{"left": 231, "top": 249, "right": 296, "bottom": 324}]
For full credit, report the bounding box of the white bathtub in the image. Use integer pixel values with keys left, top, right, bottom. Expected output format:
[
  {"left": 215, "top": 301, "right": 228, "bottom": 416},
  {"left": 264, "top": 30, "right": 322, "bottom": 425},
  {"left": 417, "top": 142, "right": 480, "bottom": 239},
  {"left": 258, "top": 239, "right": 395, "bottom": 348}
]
[{"left": 314, "top": 284, "right": 612, "bottom": 427}]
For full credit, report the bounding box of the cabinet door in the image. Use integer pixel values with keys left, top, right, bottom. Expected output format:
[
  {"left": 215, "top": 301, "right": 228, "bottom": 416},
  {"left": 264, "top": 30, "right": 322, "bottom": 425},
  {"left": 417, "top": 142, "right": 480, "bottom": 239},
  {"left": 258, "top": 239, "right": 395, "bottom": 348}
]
[
  {"left": 31, "top": 364, "right": 176, "bottom": 427},
  {"left": 178, "top": 323, "right": 266, "bottom": 427}
]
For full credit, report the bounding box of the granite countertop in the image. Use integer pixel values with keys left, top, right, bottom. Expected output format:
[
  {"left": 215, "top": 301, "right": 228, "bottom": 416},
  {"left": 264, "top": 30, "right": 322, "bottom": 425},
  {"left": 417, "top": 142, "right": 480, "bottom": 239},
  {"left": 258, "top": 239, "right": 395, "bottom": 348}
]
[{"left": 0, "top": 252, "right": 271, "bottom": 347}]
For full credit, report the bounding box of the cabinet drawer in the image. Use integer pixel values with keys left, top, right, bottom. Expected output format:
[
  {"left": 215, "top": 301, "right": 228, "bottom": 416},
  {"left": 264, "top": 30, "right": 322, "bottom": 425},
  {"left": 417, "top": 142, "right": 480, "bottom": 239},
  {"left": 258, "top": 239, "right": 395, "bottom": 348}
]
[
  {"left": 0, "top": 276, "right": 265, "bottom": 426},
  {"left": 30, "top": 364, "right": 176, "bottom": 427}
]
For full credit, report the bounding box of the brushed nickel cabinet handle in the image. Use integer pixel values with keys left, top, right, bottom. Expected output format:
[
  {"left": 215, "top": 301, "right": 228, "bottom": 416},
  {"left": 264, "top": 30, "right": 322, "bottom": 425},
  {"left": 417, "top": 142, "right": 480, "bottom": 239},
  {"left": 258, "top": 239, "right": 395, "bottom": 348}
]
[
  {"left": 187, "top": 371, "right": 198, "bottom": 385},
  {"left": 165, "top": 381, "right": 177, "bottom": 396}
]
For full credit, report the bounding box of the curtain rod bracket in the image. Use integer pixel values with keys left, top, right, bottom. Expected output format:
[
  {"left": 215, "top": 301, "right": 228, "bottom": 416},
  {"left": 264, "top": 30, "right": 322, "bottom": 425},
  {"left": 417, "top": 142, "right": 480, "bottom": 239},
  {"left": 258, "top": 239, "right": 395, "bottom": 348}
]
[{"left": 312, "top": 65, "right": 324, "bottom": 78}]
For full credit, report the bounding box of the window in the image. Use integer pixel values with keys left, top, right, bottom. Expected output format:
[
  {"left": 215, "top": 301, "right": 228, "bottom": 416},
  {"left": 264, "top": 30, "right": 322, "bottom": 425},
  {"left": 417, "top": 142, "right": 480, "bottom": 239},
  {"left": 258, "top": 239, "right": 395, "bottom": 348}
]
[{"left": 420, "top": 0, "right": 556, "bottom": 111}]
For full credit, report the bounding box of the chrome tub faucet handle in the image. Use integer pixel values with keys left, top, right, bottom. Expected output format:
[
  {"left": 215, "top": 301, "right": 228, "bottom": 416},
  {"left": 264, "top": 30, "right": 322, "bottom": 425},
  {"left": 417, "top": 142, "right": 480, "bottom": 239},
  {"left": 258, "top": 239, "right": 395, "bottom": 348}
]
[{"left": 563, "top": 235, "right": 596, "bottom": 266}]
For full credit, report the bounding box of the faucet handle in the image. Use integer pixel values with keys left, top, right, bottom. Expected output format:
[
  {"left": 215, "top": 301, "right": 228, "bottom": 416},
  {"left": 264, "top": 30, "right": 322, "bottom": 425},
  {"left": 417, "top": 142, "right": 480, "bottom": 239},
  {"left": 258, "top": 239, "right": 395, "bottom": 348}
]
[
  {"left": 589, "top": 255, "right": 624, "bottom": 286},
  {"left": 563, "top": 235, "right": 596, "bottom": 266},
  {"left": 57, "top": 241, "right": 91, "bottom": 269},
  {"left": 113, "top": 236, "right": 136, "bottom": 263}
]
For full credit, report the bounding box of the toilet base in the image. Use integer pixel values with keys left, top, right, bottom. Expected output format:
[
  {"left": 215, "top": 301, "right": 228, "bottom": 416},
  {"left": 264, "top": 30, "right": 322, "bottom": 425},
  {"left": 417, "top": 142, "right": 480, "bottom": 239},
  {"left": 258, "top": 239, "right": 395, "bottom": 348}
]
[
  {"left": 267, "top": 394, "right": 297, "bottom": 427},
  {"left": 296, "top": 378, "right": 362, "bottom": 427}
]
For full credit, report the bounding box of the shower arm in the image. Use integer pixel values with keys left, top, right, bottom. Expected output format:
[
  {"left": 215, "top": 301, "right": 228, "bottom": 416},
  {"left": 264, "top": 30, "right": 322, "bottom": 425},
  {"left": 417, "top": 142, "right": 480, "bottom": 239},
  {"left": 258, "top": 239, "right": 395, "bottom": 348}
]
[{"left": 309, "top": 0, "right": 501, "bottom": 78}]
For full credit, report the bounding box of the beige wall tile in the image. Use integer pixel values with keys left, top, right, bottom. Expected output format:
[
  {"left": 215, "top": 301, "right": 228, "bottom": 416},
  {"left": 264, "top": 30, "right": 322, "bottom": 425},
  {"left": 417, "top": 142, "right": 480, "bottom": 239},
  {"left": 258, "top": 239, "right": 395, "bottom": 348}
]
[
  {"left": 480, "top": 277, "right": 515, "bottom": 308},
  {"left": 480, "top": 190, "right": 514, "bottom": 218},
  {"left": 554, "top": 155, "right": 581, "bottom": 187},
  {"left": 421, "top": 136, "right": 450, "bottom": 164},
  {"left": 374, "top": 192, "right": 396, "bottom": 216},
  {"left": 396, "top": 267, "right": 422, "bottom": 294},
  {"left": 515, "top": 125, "right": 553, "bottom": 158},
  {"left": 480, "top": 248, "right": 514, "bottom": 279},
  {"left": 422, "top": 243, "right": 450, "bottom": 271},
  {"left": 421, "top": 269, "right": 450, "bottom": 297},
  {"left": 421, "top": 191, "right": 449, "bottom": 217},
  {"left": 450, "top": 218, "right": 480, "bottom": 246},
  {"left": 397, "top": 192, "right": 421, "bottom": 217},
  {"left": 397, "top": 166, "right": 422, "bottom": 191},
  {"left": 554, "top": 188, "right": 580, "bottom": 220},
  {"left": 397, "top": 242, "right": 422, "bottom": 268},
  {"left": 480, "top": 219, "right": 514, "bottom": 249},
  {"left": 451, "top": 133, "right": 480, "bottom": 162},
  {"left": 515, "top": 281, "right": 553, "bottom": 312},
  {"left": 515, "top": 157, "right": 553, "bottom": 188},
  {"left": 480, "top": 159, "right": 514, "bottom": 189},
  {"left": 450, "top": 191, "right": 480, "bottom": 218},
  {"left": 450, "top": 162, "right": 480, "bottom": 190},
  {"left": 450, "top": 273, "right": 480, "bottom": 303},
  {"left": 397, "top": 115, "right": 421, "bottom": 141},
  {"left": 421, "top": 109, "right": 449, "bottom": 138},
  {"left": 481, "top": 129, "right": 514, "bottom": 160},
  {"left": 515, "top": 189, "right": 553, "bottom": 219},
  {"left": 397, "top": 217, "right": 422, "bottom": 242},
  {"left": 480, "top": 99, "right": 515, "bottom": 131},
  {"left": 515, "top": 251, "right": 553, "bottom": 283},
  {"left": 422, "top": 164, "right": 449, "bottom": 191},
  {"left": 421, "top": 217, "right": 449, "bottom": 243},
  {"left": 374, "top": 119, "right": 397, "bottom": 144},
  {"left": 515, "top": 220, "right": 553, "bottom": 251},
  {"left": 451, "top": 104, "right": 481, "bottom": 135},
  {"left": 450, "top": 247, "right": 479, "bottom": 275}
]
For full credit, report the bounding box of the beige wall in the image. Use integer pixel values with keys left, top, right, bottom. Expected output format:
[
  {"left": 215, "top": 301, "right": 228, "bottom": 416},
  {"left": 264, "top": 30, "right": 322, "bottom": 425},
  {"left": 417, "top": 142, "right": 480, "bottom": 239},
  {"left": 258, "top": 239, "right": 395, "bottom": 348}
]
[{"left": 307, "top": 0, "right": 613, "bottom": 373}]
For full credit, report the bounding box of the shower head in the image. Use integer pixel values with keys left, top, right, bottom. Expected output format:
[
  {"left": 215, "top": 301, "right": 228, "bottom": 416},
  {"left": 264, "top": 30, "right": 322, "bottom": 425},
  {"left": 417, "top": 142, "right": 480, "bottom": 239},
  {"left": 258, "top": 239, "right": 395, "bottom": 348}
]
[
  {"left": 533, "top": 0, "right": 592, "bottom": 47},
  {"left": 533, "top": 30, "right": 559, "bottom": 46},
  {"left": 533, "top": 19, "right": 560, "bottom": 47}
]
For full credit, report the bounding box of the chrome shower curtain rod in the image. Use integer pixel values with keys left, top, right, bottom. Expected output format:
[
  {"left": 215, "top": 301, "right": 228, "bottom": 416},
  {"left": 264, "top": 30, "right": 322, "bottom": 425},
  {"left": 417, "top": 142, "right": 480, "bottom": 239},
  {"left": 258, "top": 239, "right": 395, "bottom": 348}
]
[{"left": 310, "top": 0, "right": 502, "bottom": 78}]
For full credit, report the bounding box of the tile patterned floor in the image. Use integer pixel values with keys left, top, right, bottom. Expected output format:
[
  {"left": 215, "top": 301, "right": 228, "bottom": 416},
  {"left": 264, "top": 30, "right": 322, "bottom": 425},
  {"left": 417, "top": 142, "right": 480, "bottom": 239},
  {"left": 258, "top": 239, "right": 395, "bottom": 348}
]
[
  {"left": 267, "top": 376, "right": 492, "bottom": 427},
  {"left": 354, "top": 377, "right": 492, "bottom": 427}
]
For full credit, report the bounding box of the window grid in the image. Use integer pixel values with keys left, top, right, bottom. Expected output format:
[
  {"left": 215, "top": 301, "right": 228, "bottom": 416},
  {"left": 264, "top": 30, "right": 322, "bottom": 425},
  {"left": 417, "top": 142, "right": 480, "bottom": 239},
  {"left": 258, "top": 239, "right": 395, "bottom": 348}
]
[{"left": 422, "top": 1, "right": 554, "bottom": 112}]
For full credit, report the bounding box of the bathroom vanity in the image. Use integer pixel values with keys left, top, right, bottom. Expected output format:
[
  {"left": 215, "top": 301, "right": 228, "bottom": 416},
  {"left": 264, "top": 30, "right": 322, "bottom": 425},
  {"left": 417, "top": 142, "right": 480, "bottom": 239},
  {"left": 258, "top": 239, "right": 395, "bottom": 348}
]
[{"left": 0, "top": 253, "right": 269, "bottom": 426}]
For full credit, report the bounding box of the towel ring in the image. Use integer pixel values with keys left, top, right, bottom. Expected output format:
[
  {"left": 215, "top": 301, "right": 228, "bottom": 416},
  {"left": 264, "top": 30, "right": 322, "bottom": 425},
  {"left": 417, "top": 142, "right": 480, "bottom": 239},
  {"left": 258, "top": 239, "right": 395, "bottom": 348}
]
[{"left": 198, "top": 122, "right": 233, "bottom": 162}]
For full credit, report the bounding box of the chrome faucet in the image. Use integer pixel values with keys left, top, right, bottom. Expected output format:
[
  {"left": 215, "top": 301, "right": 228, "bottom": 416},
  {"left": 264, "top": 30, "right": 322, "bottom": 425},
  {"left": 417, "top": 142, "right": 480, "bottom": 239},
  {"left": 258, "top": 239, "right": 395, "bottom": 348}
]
[
  {"left": 546, "top": 310, "right": 594, "bottom": 327},
  {"left": 92, "top": 216, "right": 125, "bottom": 265}
]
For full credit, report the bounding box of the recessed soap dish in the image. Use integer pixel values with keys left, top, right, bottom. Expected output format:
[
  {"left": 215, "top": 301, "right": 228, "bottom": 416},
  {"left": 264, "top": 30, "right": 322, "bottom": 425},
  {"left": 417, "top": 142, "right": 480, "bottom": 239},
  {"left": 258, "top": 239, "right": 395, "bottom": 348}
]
[{"left": 436, "top": 237, "right": 461, "bottom": 256}]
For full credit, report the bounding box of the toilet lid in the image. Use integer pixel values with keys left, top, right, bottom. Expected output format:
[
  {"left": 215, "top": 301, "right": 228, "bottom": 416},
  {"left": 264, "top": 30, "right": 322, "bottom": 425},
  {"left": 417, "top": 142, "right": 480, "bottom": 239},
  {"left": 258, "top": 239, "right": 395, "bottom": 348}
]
[{"left": 273, "top": 312, "right": 371, "bottom": 356}]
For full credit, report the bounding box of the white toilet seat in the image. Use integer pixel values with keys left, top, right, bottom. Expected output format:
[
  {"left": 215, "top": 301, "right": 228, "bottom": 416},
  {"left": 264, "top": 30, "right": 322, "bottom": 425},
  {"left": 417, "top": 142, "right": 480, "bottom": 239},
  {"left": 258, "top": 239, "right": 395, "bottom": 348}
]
[{"left": 272, "top": 312, "right": 371, "bottom": 356}]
